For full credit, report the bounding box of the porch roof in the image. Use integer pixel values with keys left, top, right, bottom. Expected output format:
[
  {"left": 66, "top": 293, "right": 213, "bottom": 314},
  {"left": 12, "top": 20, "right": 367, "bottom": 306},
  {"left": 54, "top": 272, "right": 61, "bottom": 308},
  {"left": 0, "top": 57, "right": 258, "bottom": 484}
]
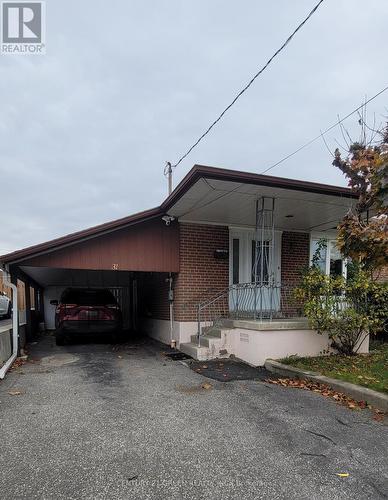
[
  {"left": 165, "top": 165, "right": 357, "bottom": 232},
  {"left": 0, "top": 165, "right": 356, "bottom": 266}
]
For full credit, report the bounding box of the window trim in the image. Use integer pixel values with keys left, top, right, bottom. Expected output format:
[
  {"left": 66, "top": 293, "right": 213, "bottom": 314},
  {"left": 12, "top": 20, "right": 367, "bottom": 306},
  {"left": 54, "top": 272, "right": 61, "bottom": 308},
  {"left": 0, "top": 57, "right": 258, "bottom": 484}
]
[{"left": 309, "top": 234, "right": 347, "bottom": 279}]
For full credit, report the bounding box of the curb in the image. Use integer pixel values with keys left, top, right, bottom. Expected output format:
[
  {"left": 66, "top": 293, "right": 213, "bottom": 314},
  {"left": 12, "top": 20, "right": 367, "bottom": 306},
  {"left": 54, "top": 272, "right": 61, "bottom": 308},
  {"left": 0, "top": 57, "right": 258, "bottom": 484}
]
[{"left": 264, "top": 359, "right": 388, "bottom": 412}]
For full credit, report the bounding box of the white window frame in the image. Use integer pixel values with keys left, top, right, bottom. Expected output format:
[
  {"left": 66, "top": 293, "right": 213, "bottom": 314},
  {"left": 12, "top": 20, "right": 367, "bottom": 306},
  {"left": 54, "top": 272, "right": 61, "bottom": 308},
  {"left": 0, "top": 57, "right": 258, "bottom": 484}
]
[
  {"left": 309, "top": 233, "right": 347, "bottom": 279},
  {"left": 229, "top": 227, "right": 282, "bottom": 285}
]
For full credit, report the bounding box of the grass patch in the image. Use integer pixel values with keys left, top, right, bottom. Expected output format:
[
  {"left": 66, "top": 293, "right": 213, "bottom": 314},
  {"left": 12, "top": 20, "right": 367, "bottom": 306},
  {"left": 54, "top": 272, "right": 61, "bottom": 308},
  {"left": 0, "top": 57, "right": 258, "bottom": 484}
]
[{"left": 280, "top": 343, "right": 388, "bottom": 394}]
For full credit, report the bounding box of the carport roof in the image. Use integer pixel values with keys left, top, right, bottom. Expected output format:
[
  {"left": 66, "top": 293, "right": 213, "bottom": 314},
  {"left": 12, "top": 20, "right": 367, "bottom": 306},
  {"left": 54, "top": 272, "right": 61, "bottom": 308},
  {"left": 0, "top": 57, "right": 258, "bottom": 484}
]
[{"left": 1, "top": 164, "right": 356, "bottom": 264}]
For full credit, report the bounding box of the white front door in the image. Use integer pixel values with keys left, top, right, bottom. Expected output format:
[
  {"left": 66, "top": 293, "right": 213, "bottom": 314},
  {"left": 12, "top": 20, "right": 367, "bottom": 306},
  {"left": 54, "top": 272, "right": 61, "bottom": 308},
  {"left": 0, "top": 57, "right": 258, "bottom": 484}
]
[{"left": 229, "top": 229, "right": 281, "bottom": 314}]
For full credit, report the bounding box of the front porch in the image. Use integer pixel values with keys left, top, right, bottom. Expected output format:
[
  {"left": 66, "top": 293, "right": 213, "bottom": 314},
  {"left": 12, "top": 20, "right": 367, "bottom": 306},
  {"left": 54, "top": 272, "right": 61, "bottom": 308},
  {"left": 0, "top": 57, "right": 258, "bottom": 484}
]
[
  {"left": 162, "top": 165, "right": 359, "bottom": 362},
  {"left": 179, "top": 317, "right": 369, "bottom": 365}
]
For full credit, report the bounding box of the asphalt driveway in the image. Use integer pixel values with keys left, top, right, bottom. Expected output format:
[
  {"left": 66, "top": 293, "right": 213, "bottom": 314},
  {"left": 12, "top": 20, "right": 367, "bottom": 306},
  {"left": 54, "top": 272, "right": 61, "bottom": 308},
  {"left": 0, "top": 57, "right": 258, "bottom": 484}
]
[{"left": 0, "top": 334, "right": 387, "bottom": 500}]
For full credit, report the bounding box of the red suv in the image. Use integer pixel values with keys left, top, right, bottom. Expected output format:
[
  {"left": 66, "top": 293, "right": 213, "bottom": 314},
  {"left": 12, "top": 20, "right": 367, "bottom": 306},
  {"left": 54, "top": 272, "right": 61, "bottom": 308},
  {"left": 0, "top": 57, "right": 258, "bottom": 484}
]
[{"left": 51, "top": 288, "right": 122, "bottom": 345}]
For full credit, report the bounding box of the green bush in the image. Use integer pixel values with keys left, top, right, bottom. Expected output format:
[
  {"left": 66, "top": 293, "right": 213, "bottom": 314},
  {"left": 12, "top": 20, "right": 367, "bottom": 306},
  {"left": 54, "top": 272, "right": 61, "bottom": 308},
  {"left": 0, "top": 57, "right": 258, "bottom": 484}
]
[{"left": 294, "top": 265, "right": 388, "bottom": 356}]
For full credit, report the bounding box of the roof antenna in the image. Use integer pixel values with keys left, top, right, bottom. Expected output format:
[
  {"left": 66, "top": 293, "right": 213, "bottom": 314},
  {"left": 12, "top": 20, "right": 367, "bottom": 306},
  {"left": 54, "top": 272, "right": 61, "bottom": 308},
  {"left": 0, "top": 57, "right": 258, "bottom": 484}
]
[{"left": 164, "top": 161, "right": 173, "bottom": 195}]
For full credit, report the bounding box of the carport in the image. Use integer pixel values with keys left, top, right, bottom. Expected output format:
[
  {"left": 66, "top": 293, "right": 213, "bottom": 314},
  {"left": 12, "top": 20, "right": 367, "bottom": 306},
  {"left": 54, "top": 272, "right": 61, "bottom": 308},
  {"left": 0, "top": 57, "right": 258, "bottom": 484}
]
[{"left": 0, "top": 208, "right": 179, "bottom": 345}]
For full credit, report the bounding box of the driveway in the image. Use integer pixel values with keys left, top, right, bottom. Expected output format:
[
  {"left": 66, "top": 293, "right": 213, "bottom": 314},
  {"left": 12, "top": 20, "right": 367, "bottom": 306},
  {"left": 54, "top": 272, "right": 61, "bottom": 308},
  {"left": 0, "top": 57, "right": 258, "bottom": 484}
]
[{"left": 0, "top": 334, "right": 387, "bottom": 500}]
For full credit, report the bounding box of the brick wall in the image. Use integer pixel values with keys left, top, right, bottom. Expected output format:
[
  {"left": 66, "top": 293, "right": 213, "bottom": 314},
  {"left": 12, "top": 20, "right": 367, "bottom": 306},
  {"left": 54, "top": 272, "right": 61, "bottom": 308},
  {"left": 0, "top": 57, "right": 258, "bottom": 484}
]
[
  {"left": 174, "top": 223, "right": 229, "bottom": 321},
  {"left": 374, "top": 266, "right": 388, "bottom": 282},
  {"left": 138, "top": 272, "right": 170, "bottom": 321},
  {"left": 281, "top": 232, "right": 310, "bottom": 284},
  {"left": 139, "top": 227, "right": 311, "bottom": 323},
  {"left": 280, "top": 231, "right": 310, "bottom": 317}
]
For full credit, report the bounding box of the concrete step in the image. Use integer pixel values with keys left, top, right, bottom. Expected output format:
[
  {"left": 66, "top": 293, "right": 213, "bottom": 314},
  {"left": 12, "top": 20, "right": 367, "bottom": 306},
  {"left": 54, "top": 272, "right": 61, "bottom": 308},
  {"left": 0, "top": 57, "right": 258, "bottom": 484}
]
[
  {"left": 179, "top": 342, "right": 211, "bottom": 361},
  {"left": 201, "top": 325, "right": 222, "bottom": 336},
  {"left": 190, "top": 334, "right": 223, "bottom": 347}
]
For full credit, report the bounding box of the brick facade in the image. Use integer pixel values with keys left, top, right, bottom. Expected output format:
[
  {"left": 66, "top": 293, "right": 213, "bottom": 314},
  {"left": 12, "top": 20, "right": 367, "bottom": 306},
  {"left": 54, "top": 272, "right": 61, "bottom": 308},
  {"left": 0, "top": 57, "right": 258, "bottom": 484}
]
[
  {"left": 280, "top": 232, "right": 310, "bottom": 317},
  {"left": 374, "top": 266, "right": 388, "bottom": 282},
  {"left": 140, "top": 226, "right": 311, "bottom": 323},
  {"left": 281, "top": 232, "right": 310, "bottom": 284},
  {"left": 174, "top": 223, "right": 229, "bottom": 321},
  {"left": 138, "top": 272, "right": 171, "bottom": 321}
]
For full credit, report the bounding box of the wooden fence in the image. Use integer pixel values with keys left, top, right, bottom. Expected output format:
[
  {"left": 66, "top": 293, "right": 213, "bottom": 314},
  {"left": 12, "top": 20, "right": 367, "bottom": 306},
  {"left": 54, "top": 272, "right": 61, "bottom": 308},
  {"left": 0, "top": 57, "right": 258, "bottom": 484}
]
[{"left": 0, "top": 275, "right": 26, "bottom": 311}]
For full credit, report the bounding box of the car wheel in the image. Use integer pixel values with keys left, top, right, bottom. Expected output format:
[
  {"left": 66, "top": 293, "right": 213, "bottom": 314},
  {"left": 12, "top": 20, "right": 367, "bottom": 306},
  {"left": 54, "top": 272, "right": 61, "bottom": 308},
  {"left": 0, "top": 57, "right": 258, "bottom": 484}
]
[{"left": 55, "top": 331, "right": 66, "bottom": 346}]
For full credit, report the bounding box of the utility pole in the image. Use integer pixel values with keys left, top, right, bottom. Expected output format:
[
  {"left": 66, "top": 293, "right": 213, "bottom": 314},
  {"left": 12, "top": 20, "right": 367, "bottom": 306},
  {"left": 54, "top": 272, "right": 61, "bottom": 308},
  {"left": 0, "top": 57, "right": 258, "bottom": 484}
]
[{"left": 165, "top": 161, "right": 173, "bottom": 195}]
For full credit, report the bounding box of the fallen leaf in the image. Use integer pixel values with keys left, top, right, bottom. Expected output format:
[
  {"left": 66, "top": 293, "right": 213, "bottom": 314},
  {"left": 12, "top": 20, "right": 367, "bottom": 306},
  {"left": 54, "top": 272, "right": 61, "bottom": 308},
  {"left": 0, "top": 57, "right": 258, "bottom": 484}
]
[{"left": 264, "top": 377, "right": 386, "bottom": 421}]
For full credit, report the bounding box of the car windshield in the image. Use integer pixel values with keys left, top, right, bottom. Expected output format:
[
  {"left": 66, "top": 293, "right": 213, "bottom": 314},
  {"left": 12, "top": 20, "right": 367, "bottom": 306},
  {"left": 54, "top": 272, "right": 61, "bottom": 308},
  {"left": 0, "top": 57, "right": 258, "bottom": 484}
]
[{"left": 61, "top": 289, "right": 117, "bottom": 306}]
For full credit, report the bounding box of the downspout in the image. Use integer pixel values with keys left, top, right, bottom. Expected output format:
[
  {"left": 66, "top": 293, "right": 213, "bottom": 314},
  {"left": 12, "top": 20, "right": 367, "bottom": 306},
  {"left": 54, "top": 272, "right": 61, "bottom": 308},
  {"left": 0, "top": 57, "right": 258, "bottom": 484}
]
[
  {"left": 165, "top": 165, "right": 175, "bottom": 347},
  {"left": 0, "top": 267, "right": 18, "bottom": 379},
  {"left": 168, "top": 273, "right": 175, "bottom": 349}
]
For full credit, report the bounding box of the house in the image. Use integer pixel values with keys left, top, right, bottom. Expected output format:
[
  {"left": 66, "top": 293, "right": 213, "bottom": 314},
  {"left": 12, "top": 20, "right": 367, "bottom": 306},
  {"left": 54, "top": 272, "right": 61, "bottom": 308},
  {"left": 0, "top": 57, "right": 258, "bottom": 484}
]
[{"left": 0, "top": 164, "right": 369, "bottom": 365}]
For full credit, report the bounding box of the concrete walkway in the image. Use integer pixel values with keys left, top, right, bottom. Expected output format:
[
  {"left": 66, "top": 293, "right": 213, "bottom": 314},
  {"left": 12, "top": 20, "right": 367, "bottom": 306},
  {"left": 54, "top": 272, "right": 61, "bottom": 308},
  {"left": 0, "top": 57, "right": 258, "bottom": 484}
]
[{"left": 0, "top": 334, "right": 387, "bottom": 499}]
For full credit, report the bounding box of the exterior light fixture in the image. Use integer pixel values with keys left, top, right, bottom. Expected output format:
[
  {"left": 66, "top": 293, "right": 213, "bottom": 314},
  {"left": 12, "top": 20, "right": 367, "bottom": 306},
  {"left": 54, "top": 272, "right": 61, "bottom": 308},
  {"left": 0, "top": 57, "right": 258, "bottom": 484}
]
[{"left": 162, "top": 215, "right": 175, "bottom": 226}]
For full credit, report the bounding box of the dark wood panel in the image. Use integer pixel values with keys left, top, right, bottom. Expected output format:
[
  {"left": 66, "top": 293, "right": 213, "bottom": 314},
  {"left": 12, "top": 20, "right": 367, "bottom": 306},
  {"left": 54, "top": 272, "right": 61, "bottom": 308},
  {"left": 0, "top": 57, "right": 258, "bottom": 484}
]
[{"left": 21, "top": 219, "right": 179, "bottom": 273}]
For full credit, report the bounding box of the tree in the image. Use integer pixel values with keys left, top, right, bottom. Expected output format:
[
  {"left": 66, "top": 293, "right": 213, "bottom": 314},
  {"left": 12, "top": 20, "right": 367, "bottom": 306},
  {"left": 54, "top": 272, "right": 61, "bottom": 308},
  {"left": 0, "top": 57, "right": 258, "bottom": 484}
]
[
  {"left": 294, "top": 118, "right": 388, "bottom": 355},
  {"left": 332, "top": 122, "right": 388, "bottom": 271}
]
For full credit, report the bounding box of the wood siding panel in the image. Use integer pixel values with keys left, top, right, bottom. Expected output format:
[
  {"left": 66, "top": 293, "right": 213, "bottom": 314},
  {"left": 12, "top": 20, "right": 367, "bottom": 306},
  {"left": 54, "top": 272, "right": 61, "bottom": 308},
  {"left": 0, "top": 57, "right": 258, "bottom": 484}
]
[{"left": 20, "top": 220, "right": 179, "bottom": 273}]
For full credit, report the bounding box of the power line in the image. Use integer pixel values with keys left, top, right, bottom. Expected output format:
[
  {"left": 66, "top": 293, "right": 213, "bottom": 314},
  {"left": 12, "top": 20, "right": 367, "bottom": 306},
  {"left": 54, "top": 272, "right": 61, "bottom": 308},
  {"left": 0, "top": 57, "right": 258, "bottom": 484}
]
[
  {"left": 169, "top": 0, "right": 325, "bottom": 170},
  {"left": 260, "top": 84, "right": 388, "bottom": 174},
  {"left": 175, "top": 85, "right": 388, "bottom": 218}
]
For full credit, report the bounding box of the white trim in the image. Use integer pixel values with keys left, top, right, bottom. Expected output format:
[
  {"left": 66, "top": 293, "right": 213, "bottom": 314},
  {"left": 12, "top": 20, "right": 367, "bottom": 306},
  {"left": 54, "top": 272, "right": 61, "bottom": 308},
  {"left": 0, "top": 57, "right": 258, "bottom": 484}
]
[
  {"left": 183, "top": 219, "right": 311, "bottom": 233},
  {"left": 180, "top": 219, "right": 231, "bottom": 227},
  {"left": 229, "top": 229, "right": 282, "bottom": 286},
  {"left": 309, "top": 234, "right": 347, "bottom": 279},
  {"left": 311, "top": 230, "right": 338, "bottom": 240}
]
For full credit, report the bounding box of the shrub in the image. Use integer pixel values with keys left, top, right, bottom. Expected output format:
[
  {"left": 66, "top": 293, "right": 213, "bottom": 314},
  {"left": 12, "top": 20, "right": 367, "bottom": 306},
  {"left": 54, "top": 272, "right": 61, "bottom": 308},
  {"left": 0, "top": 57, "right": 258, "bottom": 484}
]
[{"left": 294, "top": 265, "right": 388, "bottom": 355}]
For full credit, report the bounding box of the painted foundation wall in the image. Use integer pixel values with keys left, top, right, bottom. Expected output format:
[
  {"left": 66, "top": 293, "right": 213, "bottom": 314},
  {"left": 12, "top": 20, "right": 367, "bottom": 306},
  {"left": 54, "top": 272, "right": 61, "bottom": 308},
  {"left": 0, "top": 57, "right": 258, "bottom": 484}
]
[
  {"left": 226, "top": 328, "right": 369, "bottom": 366},
  {"left": 142, "top": 318, "right": 198, "bottom": 348},
  {"left": 231, "top": 329, "right": 326, "bottom": 366},
  {"left": 145, "top": 319, "right": 370, "bottom": 366}
]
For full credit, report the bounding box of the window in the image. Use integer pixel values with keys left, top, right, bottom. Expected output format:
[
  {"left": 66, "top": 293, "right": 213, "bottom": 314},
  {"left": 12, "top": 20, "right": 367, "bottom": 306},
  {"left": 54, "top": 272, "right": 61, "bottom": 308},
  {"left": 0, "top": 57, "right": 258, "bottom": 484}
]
[
  {"left": 311, "top": 239, "right": 327, "bottom": 274},
  {"left": 310, "top": 238, "right": 346, "bottom": 278},
  {"left": 251, "top": 240, "right": 269, "bottom": 284},
  {"left": 232, "top": 238, "right": 240, "bottom": 284}
]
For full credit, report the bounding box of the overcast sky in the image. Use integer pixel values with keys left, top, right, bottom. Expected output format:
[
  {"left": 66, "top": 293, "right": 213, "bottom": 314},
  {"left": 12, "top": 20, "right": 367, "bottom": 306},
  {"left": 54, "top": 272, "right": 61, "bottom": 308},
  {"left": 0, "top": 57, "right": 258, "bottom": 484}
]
[{"left": 1, "top": 0, "right": 387, "bottom": 253}]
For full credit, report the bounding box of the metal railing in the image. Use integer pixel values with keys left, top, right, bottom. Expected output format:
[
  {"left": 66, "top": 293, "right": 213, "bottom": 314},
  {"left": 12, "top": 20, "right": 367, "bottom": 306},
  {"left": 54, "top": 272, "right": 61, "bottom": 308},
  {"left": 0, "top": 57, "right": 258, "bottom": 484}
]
[{"left": 196, "top": 282, "right": 300, "bottom": 344}]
